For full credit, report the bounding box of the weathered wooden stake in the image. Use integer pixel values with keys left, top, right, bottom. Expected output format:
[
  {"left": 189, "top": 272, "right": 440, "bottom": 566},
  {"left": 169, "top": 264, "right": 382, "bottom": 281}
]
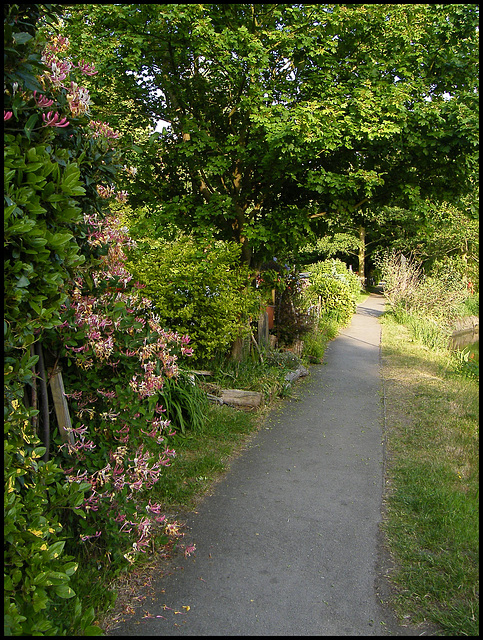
[{"left": 48, "top": 367, "right": 75, "bottom": 446}]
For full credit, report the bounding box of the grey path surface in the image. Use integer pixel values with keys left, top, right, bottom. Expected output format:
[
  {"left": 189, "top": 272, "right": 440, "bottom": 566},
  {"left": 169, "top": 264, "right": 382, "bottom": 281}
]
[{"left": 108, "top": 294, "right": 420, "bottom": 636}]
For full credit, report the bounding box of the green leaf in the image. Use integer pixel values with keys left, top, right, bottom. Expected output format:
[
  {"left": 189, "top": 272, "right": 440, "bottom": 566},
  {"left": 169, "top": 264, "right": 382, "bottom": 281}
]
[
  {"left": 83, "top": 625, "right": 105, "bottom": 636},
  {"left": 33, "top": 571, "right": 50, "bottom": 587},
  {"left": 63, "top": 562, "right": 78, "bottom": 577},
  {"left": 46, "top": 540, "right": 65, "bottom": 560},
  {"left": 48, "top": 232, "right": 74, "bottom": 249},
  {"left": 52, "top": 584, "right": 76, "bottom": 599},
  {"left": 24, "top": 114, "right": 39, "bottom": 140},
  {"left": 13, "top": 32, "right": 34, "bottom": 45},
  {"left": 6, "top": 219, "right": 37, "bottom": 235},
  {"left": 32, "top": 588, "right": 49, "bottom": 612},
  {"left": 16, "top": 275, "right": 30, "bottom": 288}
]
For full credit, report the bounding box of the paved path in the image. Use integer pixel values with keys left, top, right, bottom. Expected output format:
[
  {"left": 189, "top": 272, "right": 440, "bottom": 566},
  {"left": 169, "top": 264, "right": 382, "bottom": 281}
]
[{"left": 109, "top": 294, "right": 420, "bottom": 636}]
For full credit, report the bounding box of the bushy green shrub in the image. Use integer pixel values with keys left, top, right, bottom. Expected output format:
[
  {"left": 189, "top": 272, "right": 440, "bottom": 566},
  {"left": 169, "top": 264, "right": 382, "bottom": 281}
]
[
  {"left": 4, "top": 383, "right": 94, "bottom": 636},
  {"left": 303, "top": 259, "right": 357, "bottom": 326},
  {"left": 305, "top": 259, "right": 362, "bottom": 299},
  {"left": 126, "top": 235, "right": 260, "bottom": 363}
]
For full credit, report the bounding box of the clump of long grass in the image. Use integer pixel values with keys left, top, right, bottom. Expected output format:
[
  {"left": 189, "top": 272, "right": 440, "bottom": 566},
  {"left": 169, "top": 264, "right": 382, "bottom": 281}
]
[
  {"left": 160, "top": 371, "right": 209, "bottom": 434},
  {"left": 377, "top": 251, "right": 473, "bottom": 350}
]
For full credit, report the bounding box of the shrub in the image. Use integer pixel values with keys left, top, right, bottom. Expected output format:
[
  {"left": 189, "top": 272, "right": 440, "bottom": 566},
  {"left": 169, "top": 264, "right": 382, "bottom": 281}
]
[
  {"left": 374, "top": 251, "right": 423, "bottom": 311},
  {"left": 377, "top": 251, "right": 470, "bottom": 328},
  {"left": 4, "top": 8, "right": 116, "bottom": 634},
  {"left": 273, "top": 267, "right": 316, "bottom": 346},
  {"left": 126, "top": 235, "right": 260, "bottom": 363},
  {"left": 305, "top": 258, "right": 362, "bottom": 299},
  {"left": 4, "top": 12, "right": 191, "bottom": 634},
  {"left": 303, "top": 260, "right": 357, "bottom": 327}
]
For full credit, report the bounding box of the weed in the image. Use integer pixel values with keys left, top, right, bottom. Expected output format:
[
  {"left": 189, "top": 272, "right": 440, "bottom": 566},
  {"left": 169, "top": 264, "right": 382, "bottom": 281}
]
[{"left": 451, "top": 345, "right": 479, "bottom": 380}]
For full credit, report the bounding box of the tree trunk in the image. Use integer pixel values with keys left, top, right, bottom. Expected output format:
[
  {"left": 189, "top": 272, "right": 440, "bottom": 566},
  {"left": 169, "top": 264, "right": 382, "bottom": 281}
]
[{"left": 358, "top": 225, "right": 366, "bottom": 285}]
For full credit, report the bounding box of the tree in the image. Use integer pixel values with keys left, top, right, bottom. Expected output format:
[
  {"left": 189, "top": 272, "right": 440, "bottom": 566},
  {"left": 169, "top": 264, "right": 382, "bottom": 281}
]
[{"left": 61, "top": 4, "right": 479, "bottom": 270}]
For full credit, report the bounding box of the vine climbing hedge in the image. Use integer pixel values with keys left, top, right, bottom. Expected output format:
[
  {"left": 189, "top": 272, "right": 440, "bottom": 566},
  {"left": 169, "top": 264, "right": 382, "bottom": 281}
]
[{"left": 4, "top": 6, "right": 193, "bottom": 635}]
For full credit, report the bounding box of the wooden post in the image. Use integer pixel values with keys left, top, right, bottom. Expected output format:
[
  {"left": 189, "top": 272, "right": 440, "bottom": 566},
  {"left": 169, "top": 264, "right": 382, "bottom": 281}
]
[
  {"left": 257, "top": 310, "right": 270, "bottom": 348},
  {"left": 48, "top": 367, "right": 75, "bottom": 446}
]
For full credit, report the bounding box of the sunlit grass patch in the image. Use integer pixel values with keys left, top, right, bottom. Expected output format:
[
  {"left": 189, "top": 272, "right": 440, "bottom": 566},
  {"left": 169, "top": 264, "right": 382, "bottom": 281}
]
[{"left": 381, "top": 314, "right": 479, "bottom": 636}]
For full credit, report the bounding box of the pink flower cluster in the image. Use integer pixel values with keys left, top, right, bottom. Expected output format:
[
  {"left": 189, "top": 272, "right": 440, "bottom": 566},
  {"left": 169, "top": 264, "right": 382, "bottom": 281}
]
[
  {"left": 56, "top": 215, "right": 195, "bottom": 559},
  {"left": 33, "top": 91, "right": 54, "bottom": 108},
  {"left": 33, "top": 35, "right": 98, "bottom": 127},
  {"left": 41, "top": 50, "right": 73, "bottom": 86},
  {"left": 96, "top": 185, "right": 129, "bottom": 204},
  {"left": 42, "top": 111, "right": 69, "bottom": 128},
  {"left": 89, "top": 120, "right": 120, "bottom": 141},
  {"left": 77, "top": 59, "right": 98, "bottom": 76},
  {"left": 64, "top": 436, "right": 177, "bottom": 551}
]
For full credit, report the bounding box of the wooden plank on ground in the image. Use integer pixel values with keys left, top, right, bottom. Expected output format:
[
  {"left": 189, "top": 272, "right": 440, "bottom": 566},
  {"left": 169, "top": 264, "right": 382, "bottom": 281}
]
[{"left": 219, "top": 388, "right": 263, "bottom": 408}]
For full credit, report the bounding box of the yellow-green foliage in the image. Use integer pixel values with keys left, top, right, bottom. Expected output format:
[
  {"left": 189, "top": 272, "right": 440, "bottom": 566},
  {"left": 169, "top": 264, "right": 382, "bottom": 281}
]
[
  {"left": 127, "top": 235, "right": 260, "bottom": 362},
  {"left": 303, "top": 259, "right": 358, "bottom": 325}
]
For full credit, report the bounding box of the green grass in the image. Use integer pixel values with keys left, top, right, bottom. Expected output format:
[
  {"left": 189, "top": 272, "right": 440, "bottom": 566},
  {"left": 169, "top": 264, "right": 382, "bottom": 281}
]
[{"left": 380, "top": 313, "right": 479, "bottom": 636}]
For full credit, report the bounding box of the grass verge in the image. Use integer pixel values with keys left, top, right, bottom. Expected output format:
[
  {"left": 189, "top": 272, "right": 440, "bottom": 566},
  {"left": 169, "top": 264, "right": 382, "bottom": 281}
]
[
  {"left": 380, "top": 313, "right": 479, "bottom": 636},
  {"left": 150, "top": 402, "right": 266, "bottom": 510}
]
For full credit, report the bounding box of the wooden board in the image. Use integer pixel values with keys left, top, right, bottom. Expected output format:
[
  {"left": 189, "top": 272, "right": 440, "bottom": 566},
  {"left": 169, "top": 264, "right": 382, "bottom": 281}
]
[
  {"left": 48, "top": 368, "right": 75, "bottom": 445},
  {"left": 219, "top": 388, "right": 263, "bottom": 408}
]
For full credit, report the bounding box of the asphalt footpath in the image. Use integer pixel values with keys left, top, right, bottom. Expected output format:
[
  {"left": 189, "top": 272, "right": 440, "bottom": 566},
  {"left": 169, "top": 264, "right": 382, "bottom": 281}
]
[{"left": 108, "top": 293, "right": 429, "bottom": 636}]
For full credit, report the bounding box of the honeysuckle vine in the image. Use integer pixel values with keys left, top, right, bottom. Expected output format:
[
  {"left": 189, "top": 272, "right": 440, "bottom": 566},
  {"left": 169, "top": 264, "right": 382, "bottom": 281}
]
[
  {"left": 51, "top": 210, "right": 196, "bottom": 561},
  {"left": 5, "top": 23, "right": 196, "bottom": 584}
]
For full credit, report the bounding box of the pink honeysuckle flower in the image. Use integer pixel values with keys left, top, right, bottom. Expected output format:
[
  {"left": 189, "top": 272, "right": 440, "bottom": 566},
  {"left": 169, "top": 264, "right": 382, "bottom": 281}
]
[
  {"left": 4, "top": 111, "right": 13, "bottom": 121},
  {"left": 96, "top": 184, "right": 114, "bottom": 199},
  {"left": 89, "top": 120, "right": 120, "bottom": 140},
  {"left": 48, "top": 35, "right": 70, "bottom": 53},
  {"left": 146, "top": 500, "right": 164, "bottom": 514},
  {"left": 66, "top": 82, "right": 91, "bottom": 116},
  {"left": 33, "top": 91, "right": 54, "bottom": 107},
  {"left": 115, "top": 190, "right": 129, "bottom": 203},
  {"left": 42, "top": 111, "right": 69, "bottom": 128},
  {"left": 80, "top": 530, "right": 102, "bottom": 542},
  {"left": 78, "top": 59, "right": 98, "bottom": 75}
]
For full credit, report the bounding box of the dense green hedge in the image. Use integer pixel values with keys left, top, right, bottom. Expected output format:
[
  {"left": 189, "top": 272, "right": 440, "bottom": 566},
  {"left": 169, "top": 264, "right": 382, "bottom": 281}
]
[
  {"left": 4, "top": 7, "right": 139, "bottom": 634},
  {"left": 126, "top": 235, "right": 260, "bottom": 363}
]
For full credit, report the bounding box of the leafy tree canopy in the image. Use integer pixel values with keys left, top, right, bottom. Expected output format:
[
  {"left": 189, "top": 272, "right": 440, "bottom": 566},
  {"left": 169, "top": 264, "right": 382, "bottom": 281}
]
[{"left": 60, "top": 3, "right": 479, "bottom": 267}]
